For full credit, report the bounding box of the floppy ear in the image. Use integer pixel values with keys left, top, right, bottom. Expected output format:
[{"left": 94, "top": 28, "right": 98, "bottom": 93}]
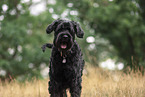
[
  {"left": 46, "top": 19, "right": 61, "bottom": 34},
  {"left": 72, "top": 21, "right": 84, "bottom": 38}
]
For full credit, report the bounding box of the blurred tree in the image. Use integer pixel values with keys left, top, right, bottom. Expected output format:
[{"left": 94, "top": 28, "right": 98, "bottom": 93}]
[
  {"left": 1, "top": 0, "right": 145, "bottom": 80},
  {"left": 0, "top": 0, "right": 54, "bottom": 80},
  {"left": 61, "top": 0, "right": 145, "bottom": 70}
]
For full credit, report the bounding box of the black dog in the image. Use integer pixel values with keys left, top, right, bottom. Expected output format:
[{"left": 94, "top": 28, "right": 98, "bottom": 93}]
[{"left": 42, "top": 19, "right": 85, "bottom": 97}]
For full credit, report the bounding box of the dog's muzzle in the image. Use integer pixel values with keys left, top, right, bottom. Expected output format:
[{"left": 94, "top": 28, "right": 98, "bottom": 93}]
[
  {"left": 60, "top": 35, "right": 68, "bottom": 49},
  {"left": 55, "top": 33, "right": 73, "bottom": 52}
]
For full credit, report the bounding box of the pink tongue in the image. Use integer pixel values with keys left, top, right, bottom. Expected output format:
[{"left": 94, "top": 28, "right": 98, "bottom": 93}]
[{"left": 61, "top": 44, "right": 67, "bottom": 49}]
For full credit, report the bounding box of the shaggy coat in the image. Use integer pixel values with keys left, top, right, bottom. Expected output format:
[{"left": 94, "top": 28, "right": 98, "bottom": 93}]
[{"left": 42, "top": 19, "right": 85, "bottom": 97}]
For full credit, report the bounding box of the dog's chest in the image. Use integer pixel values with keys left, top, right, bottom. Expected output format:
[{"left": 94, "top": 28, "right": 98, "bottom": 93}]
[
  {"left": 51, "top": 55, "right": 78, "bottom": 82},
  {"left": 52, "top": 64, "right": 76, "bottom": 83}
]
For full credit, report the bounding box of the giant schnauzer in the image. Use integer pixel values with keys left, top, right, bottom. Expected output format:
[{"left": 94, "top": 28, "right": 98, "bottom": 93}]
[{"left": 42, "top": 19, "right": 85, "bottom": 97}]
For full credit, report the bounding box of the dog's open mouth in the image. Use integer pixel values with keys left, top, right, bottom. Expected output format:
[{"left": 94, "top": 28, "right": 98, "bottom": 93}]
[{"left": 61, "top": 43, "right": 67, "bottom": 49}]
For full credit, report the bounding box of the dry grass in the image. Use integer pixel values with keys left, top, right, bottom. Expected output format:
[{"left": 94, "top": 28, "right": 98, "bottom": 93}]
[{"left": 0, "top": 66, "right": 145, "bottom": 97}]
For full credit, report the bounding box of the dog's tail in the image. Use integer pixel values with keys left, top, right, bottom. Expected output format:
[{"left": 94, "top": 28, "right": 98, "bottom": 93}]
[{"left": 41, "top": 43, "right": 53, "bottom": 52}]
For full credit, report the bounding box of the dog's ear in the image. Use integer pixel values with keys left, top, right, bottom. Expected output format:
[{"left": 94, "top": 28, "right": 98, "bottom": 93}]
[
  {"left": 46, "top": 19, "right": 61, "bottom": 34},
  {"left": 72, "top": 21, "right": 84, "bottom": 38}
]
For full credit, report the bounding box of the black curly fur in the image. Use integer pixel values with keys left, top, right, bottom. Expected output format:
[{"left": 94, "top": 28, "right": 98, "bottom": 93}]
[
  {"left": 42, "top": 19, "right": 85, "bottom": 97},
  {"left": 41, "top": 43, "right": 53, "bottom": 52}
]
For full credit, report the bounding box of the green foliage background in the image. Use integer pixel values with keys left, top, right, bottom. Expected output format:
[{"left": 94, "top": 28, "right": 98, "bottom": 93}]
[{"left": 0, "top": 0, "right": 145, "bottom": 80}]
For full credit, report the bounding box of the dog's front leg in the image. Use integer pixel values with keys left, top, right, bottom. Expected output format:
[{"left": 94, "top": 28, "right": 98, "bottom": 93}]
[
  {"left": 49, "top": 80, "right": 60, "bottom": 97},
  {"left": 49, "top": 80, "right": 67, "bottom": 97},
  {"left": 70, "top": 80, "right": 82, "bottom": 97}
]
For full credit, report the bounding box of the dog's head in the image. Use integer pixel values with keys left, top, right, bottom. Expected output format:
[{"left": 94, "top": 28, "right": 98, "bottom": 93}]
[{"left": 46, "top": 19, "right": 84, "bottom": 52}]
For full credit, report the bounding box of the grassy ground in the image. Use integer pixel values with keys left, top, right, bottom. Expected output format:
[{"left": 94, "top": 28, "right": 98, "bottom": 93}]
[{"left": 0, "top": 66, "right": 145, "bottom": 97}]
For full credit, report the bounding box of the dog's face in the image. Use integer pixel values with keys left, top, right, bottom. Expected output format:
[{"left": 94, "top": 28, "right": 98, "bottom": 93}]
[{"left": 46, "top": 19, "right": 84, "bottom": 51}]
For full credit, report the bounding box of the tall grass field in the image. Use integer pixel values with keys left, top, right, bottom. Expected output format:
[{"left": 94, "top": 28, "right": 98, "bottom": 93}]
[{"left": 0, "top": 66, "right": 145, "bottom": 97}]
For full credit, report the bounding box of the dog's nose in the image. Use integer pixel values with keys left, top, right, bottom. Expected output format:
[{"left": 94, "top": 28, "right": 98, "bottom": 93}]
[{"left": 63, "top": 35, "right": 68, "bottom": 38}]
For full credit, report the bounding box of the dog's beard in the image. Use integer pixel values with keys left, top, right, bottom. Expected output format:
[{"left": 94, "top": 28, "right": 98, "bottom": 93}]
[
  {"left": 57, "top": 40, "right": 73, "bottom": 51},
  {"left": 54, "top": 31, "right": 74, "bottom": 54},
  {"left": 55, "top": 37, "right": 73, "bottom": 52}
]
